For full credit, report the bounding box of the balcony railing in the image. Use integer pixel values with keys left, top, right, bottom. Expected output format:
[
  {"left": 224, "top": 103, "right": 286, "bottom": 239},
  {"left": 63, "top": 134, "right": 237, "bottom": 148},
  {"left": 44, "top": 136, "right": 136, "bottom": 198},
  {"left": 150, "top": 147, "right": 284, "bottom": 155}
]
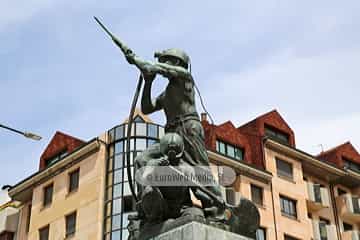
[
  {"left": 312, "top": 220, "right": 337, "bottom": 240},
  {"left": 336, "top": 194, "right": 360, "bottom": 222},
  {"left": 341, "top": 230, "right": 360, "bottom": 240},
  {"left": 307, "top": 182, "right": 330, "bottom": 211}
]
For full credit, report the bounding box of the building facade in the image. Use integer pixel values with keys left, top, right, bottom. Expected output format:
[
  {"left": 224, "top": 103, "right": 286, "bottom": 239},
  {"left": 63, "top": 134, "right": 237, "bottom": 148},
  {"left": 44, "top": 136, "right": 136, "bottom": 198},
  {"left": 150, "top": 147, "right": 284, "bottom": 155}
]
[
  {"left": 202, "top": 110, "right": 360, "bottom": 240},
  {"left": 5, "top": 110, "right": 360, "bottom": 240}
]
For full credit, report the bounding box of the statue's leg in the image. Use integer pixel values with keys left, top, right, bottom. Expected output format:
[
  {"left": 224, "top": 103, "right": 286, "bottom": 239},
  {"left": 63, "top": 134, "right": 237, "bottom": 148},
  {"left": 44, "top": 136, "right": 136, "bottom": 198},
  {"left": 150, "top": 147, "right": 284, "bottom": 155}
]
[
  {"left": 141, "top": 186, "right": 168, "bottom": 223},
  {"left": 180, "top": 120, "right": 224, "bottom": 209}
]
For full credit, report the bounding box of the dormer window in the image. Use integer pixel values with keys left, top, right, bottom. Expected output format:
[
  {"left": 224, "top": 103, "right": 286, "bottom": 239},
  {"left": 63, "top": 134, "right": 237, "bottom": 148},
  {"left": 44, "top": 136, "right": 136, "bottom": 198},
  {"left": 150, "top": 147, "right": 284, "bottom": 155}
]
[
  {"left": 45, "top": 149, "right": 68, "bottom": 167},
  {"left": 216, "top": 140, "right": 244, "bottom": 161},
  {"left": 343, "top": 157, "right": 360, "bottom": 173},
  {"left": 264, "top": 125, "right": 290, "bottom": 145}
]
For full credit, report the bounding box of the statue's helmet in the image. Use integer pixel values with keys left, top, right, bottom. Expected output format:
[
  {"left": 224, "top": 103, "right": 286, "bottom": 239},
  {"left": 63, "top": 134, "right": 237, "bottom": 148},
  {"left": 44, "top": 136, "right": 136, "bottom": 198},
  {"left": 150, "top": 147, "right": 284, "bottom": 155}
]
[
  {"left": 154, "top": 48, "right": 190, "bottom": 69},
  {"left": 159, "top": 133, "right": 184, "bottom": 160}
]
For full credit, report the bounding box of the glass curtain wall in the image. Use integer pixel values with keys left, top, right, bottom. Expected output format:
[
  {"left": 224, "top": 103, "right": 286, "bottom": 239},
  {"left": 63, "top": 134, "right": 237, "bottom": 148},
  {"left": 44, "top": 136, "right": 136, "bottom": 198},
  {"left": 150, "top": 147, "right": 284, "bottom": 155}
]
[{"left": 104, "top": 118, "right": 164, "bottom": 240}]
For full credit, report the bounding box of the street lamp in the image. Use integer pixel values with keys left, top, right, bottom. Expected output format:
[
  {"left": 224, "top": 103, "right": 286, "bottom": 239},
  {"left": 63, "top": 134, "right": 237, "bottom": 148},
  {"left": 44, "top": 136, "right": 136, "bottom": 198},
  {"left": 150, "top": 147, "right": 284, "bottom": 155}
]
[{"left": 0, "top": 123, "right": 42, "bottom": 141}]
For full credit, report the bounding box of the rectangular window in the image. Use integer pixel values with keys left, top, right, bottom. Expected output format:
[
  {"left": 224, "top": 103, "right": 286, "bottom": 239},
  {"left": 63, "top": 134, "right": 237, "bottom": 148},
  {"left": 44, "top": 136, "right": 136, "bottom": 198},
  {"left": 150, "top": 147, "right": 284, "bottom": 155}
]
[
  {"left": 216, "top": 140, "right": 226, "bottom": 154},
  {"left": 147, "top": 124, "right": 158, "bottom": 138},
  {"left": 112, "top": 214, "right": 121, "bottom": 230},
  {"left": 216, "top": 140, "right": 244, "bottom": 161},
  {"left": 234, "top": 148, "right": 243, "bottom": 160},
  {"left": 135, "top": 123, "right": 147, "bottom": 136},
  {"left": 313, "top": 184, "right": 322, "bottom": 203},
  {"left": 113, "top": 169, "right": 122, "bottom": 184},
  {"left": 280, "top": 195, "right": 297, "bottom": 219},
  {"left": 352, "top": 197, "right": 360, "bottom": 213},
  {"left": 39, "top": 225, "right": 49, "bottom": 240},
  {"left": 113, "top": 184, "right": 122, "bottom": 199},
  {"left": 256, "top": 227, "right": 266, "bottom": 240},
  {"left": 343, "top": 222, "right": 353, "bottom": 231},
  {"left": 45, "top": 149, "right": 67, "bottom": 167},
  {"left": 251, "top": 185, "right": 263, "bottom": 206},
  {"left": 130, "top": 139, "right": 135, "bottom": 151},
  {"left": 115, "top": 141, "right": 124, "bottom": 154},
  {"left": 227, "top": 145, "right": 235, "bottom": 158},
  {"left": 114, "top": 154, "right": 123, "bottom": 169},
  {"left": 115, "top": 125, "right": 124, "bottom": 140},
  {"left": 136, "top": 138, "right": 147, "bottom": 151},
  {"left": 343, "top": 156, "right": 360, "bottom": 172},
  {"left": 265, "top": 125, "right": 290, "bottom": 145},
  {"left": 65, "top": 212, "right": 76, "bottom": 238},
  {"left": 43, "top": 184, "right": 53, "bottom": 206},
  {"left": 319, "top": 218, "right": 330, "bottom": 240},
  {"left": 108, "top": 128, "right": 115, "bottom": 143},
  {"left": 69, "top": 169, "right": 80, "bottom": 193},
  {"left": 113, "top": 199, "right": 122, "bottom": 215},
  {"left": 276, "top": 158, "right": 293, "bottom": 179}
]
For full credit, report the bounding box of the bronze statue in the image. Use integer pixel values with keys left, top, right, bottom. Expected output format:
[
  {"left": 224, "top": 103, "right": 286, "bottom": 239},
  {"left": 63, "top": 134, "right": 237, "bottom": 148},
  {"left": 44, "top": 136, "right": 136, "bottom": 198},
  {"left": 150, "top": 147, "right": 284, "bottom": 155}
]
[{"left": 95, "top": 17, "right": 260, "bottom": 240}]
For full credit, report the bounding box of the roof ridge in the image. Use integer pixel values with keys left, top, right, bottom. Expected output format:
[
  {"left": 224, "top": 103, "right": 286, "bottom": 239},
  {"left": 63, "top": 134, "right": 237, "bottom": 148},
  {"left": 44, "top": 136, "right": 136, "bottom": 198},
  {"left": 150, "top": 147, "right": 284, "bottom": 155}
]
[
  {"left": 317, "top": 141, "right": 351, "bottom": 157},
  {"left": 238, "top": 109, "right": 278, "bottom": 129},
  {"left": 55, "top": 131, "right": 85, "bottom": 143}
]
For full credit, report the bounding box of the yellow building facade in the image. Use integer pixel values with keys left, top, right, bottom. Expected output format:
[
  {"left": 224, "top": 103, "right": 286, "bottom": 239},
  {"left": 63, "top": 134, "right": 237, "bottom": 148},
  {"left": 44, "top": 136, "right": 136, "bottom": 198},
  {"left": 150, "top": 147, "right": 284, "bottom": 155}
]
[{"left": 5, "top": 111, "right": 360, "bottom": 240}]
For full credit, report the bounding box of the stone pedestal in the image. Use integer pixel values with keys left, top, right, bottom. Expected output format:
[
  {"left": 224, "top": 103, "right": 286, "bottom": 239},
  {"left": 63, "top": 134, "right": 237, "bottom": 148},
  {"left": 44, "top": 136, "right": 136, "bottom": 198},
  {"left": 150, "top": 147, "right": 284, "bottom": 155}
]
[{"left": 150, "top": 221, "right": 253, "bottom": 240}]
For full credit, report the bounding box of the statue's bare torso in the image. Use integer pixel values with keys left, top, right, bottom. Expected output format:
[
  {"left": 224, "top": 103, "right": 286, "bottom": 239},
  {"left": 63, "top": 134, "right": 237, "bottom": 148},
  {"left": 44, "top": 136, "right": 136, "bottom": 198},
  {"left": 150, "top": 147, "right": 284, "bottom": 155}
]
[{"left": 160, "top": 77, "right": 197, "bottom": 122}]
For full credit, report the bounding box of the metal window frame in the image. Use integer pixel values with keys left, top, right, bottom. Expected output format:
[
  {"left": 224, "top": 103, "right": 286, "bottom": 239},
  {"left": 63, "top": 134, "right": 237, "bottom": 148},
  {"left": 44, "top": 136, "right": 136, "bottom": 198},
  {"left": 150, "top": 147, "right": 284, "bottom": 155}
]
[{"left": 65, "top": 211, "right": 77, "bottom": 238}]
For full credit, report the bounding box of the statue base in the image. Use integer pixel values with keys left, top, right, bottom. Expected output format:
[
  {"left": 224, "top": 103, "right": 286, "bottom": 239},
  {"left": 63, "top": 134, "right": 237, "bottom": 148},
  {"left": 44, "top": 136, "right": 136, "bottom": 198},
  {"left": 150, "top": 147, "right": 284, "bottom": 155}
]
[{"left": 147, "top": 221, "right": 253, "bottom": 240}]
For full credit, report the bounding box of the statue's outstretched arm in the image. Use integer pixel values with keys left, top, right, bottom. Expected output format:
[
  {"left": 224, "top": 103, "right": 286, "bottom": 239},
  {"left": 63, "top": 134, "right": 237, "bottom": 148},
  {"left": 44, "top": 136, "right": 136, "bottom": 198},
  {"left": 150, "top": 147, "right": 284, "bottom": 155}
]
[
  {"left": 126, "top": 53, "right": 191, "bottom": 80},
  {"left": 94, "top": 18, "right": 190, "bottom": 80}
]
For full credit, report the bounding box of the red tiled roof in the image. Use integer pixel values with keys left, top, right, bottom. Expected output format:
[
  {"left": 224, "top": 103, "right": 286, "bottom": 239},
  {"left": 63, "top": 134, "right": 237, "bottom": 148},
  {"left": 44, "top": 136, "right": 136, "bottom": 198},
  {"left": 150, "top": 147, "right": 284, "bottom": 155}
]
[
  {"left": 317, "top": 141, "right": 360, "bottom": 168},
  {"left": 203, "top": 109, "right": 295, "bottom": 169},
  {"left": 39, "top": 131, "right": 85, "bottom": 170}
]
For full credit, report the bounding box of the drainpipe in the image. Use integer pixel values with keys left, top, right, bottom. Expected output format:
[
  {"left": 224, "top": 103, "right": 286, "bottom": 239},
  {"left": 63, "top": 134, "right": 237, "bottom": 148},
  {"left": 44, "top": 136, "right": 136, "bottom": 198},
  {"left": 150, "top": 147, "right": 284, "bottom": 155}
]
[
  {"left": 262, "top": 138, "right": 278, "bottom": 240},
  {"left": 97, "top": 137, "right": 108, "bottom": 240},
  {"left": 270, "top": 181, "right": 279, "bottom": 240},
  {"left": 330, "top": 183, "right": 342, "bottom": 240}
]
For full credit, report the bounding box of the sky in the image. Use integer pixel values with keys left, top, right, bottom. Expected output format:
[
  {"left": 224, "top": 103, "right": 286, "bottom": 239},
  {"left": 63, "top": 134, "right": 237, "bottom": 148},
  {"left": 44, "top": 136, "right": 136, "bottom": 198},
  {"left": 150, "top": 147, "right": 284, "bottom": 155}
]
[{"left": 1, "top": 1, "right": 359, "bottom": 187}]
